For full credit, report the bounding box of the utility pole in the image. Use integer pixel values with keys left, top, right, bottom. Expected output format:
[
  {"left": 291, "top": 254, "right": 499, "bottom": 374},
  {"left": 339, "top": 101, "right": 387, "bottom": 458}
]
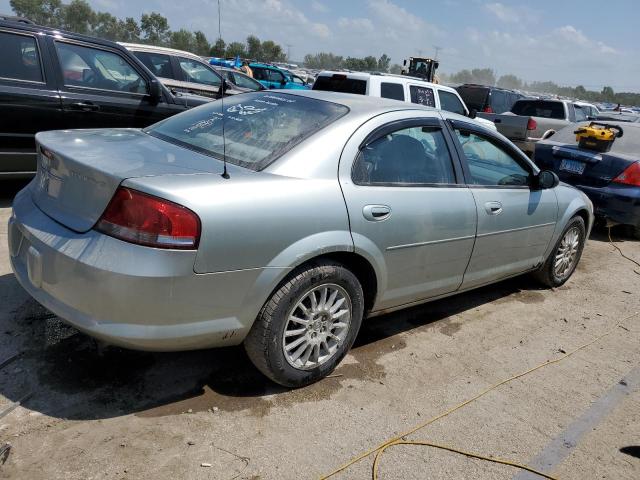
[
  {"left": 433, "top": 45, "right": 442, "bottom": 60},
  {"left": 286, "top": 44, "right": 292, "bottom": 62}
]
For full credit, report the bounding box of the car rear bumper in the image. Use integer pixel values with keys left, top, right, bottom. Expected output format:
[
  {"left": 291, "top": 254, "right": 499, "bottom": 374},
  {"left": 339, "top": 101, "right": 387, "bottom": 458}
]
[
  {"left": 577, "top": 183, "right": 640, "bottom": 227},
  {"left": 9, "top": 187, "right": 284, "bottom": 351}
]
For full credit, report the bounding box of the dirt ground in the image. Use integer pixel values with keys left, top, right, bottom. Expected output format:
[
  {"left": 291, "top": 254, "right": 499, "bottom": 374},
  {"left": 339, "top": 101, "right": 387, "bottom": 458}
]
[{"left": 0, "top": 179, "right": 638, "bottom": 480}]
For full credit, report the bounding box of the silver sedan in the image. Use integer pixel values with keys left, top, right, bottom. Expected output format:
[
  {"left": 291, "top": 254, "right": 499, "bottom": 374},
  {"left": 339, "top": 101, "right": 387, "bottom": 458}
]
[{"left": 8, "top": 91, "right": 593, "bottom": 386}]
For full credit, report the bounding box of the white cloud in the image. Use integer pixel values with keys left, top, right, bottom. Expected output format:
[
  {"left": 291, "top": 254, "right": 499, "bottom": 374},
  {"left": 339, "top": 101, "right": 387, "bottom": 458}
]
[
  {"left": 337, "top": 17, "right": 374, "bottom": 32},
  {"left": 485, "top": 2, "right": 520, "bottom": 23},
  {"left": 311, "top": 1, "right": 328, "bottom": 13}
]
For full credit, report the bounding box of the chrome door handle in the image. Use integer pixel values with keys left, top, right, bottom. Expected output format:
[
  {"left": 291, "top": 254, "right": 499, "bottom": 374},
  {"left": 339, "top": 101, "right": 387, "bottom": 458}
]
[
  {"left": 363, "top": 204, "right": 391, "bottom": 221},
  {"left": 70, "top": 101, "right": 100, "bottom": 112},
  {"left": 484, "top": 201, "right": 503, "bottom": 215}
]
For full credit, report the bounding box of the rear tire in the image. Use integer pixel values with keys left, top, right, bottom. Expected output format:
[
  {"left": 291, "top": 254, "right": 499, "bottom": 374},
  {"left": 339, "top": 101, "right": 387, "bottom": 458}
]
[
  {"left": 533, "top": 216, "right": 586, "bottom": 288},
  {"left": 244, "top": 260, "right": 364, "bottom": 387}
]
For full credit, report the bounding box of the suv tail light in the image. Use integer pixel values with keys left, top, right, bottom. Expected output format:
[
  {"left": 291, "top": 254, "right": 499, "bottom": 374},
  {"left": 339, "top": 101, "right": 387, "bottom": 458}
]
[
  {"left": 96, "top": 187, "right": 201, "bottom": 249},
  {"left": 527, "top": 118, "right": 538, "bottom": 131},
  {"left": 483, "top": 106, "right": 493, "bottom": 113},
  {"left": 612, "top": 162, "right": 640, "bottom": 186}
]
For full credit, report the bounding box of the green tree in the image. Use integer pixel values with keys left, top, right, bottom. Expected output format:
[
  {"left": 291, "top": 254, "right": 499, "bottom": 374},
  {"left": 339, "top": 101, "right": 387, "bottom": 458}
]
[
  {"left": 119, "top": 17, "right": 141, "bottom": 42},
  {"left": 377, "top": 54, "right": 391, "bottom": 72},
  {"left": 449, "top": 69, "right": 473, "bottom": 84},
  {"left": 209, "top": 37, "right": 226, "bottom": 57},
  {"left": 61, "top": 0, "right": 94, "bottom": 34},
  {"left": 225, "top": 41, "right": 246, "bottom": 58},
  {"left": 170, "top": 29, "right": 195, "bottom": 52},
  {"left": 246, "top": 35, "right": 261, "bottom": 59},
  {"left": 260, "top": 40, "right": 285, "bottom": 62},
  {"left": 140, "top": 12, "right": 171, "bottom": 46},
  {"left": 601, "top": 86, "right": 615, "bottom": 101},
  {"left": 92, "top": 12, "right": 119, "bottom": 40},
  {"left": 193, "top": 31, "right": 210, "bottom": 56},
  {"left": 389, "top": 63, "right": 402, "bottom": 74},
  {"left": 497, "top": 74, "right": 523, "bottom": 90},
  {"left": 303, "top": 52, "right": 344, "bottom": 70},
  {"left": 10, "top": 0, "right": 62, "bottom": 26}
]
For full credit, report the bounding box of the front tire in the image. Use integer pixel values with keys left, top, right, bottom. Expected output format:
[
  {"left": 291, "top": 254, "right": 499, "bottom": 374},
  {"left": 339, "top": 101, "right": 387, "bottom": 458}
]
[
  {"left": 533, "top": 216, "right": 586, "bottom": 287},
  {"left": 244, "top": 260, "right": 364, "bottom": 387}
]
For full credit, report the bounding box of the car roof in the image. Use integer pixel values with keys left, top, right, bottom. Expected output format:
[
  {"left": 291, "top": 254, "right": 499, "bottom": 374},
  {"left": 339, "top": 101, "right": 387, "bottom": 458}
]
[
  {"left": 119, "top": 42, "right": 203, "bottom": 61},
  {"left": 316, "top": 70, "right": 458, "bottom": 93},
  {"left": 271, "top": 89, "right": 439, "bottom": 116}
]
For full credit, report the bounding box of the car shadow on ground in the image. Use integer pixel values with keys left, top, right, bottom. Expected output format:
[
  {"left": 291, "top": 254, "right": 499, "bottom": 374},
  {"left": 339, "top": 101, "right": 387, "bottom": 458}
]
[{"left": 0, "top": 270, "right": 550, "bottom": 421}]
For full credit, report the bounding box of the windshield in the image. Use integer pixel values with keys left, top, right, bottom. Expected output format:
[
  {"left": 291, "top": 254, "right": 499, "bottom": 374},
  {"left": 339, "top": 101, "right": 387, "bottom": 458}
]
[{"left": 146, "top": 92, "right": 349, "bottom": 170}]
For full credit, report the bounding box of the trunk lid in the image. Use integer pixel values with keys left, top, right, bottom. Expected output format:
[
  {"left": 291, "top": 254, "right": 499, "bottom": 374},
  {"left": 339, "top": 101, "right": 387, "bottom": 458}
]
[
  {"left": 534, "top": 122, "right": 640, "bottom": 187},
  {"left": 31, "top": 128, "right": 229, "bottom": 232}
]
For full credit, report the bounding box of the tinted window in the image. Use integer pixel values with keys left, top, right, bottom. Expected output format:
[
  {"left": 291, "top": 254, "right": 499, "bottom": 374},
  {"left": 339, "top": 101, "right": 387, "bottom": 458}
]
[
  {"left": 409, "top": 85, "right": 435, "bottom": 107},
  {"left": 454, "top": 129, "right": 530, "bottom": 186},
  {"left": 179, "top": 58, "right": 221, "bottom": 86},
  {"left": 380, "top": 82, "right": 404, "bottom": 101},
  {"left": 56, "top": 42, "right": 147, "bottom": 94},
  {"left": 490, "top": 90, "right": 508, "bottom": 113},
  {"left": 312, "top": 76, "right": 367, "bottom": 95},
  {"left": 353, "top": 126, "right": 456, "bottom": 185},
  {"left": 0, "top": 32, "right": 43, "bottom": 82},
  {"left": 252, "top": 67, "right": 268, "bottom": 81},
  {"left": 147, "top": 93, "right": 349, "bottom": 170},
  {"left": 439, "top": 90, "right": 466, "bottom": 115},
  {"left": 456, "top": 86, "right": 489, "bottom": 111},
  {"left": 511, "top": 100, "right": 566, "bottom": 119},
  {"left": 134, "top": 51, "right": 174, "bottom": 79}
]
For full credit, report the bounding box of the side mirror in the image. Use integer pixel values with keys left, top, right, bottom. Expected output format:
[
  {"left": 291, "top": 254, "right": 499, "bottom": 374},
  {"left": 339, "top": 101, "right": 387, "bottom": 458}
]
[
  {"left": 280, "top": 79, "right": 287, "bottom": 86},
  {"left": 148, "top": 80, "right": 162, "bottom": 102},
  {"left": 537, "top": 170, "right": 560, "bottom": 189},
  {"left": 403, "top": 59, "right": 407, "bottom": 66},
  {"left": 468, "top": 108, "right": 477, "bottom": 119}
]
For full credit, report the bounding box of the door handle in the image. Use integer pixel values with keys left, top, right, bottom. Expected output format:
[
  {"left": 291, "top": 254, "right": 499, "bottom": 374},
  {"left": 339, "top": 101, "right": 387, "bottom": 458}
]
[
  {"left": 363, "top": 205, "right": 391, "bottom": 221},
  {"left": 70, "top": 101, "right": 100, "bottom": 112},
  {"left": 484, "top": 201, "right": 503, "bottom": 215}
]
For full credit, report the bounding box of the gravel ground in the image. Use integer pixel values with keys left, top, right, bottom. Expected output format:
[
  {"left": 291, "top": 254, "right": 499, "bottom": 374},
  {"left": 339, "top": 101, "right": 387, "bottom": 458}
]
[{"left": 0, "top": 179, "right": 638, "bottom": 480}]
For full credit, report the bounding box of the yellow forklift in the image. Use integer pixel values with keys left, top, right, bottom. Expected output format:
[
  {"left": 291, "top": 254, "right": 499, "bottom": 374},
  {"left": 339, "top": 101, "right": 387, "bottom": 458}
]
[{"left": 401, "top": 57, "right": 439, "bottom": 83}]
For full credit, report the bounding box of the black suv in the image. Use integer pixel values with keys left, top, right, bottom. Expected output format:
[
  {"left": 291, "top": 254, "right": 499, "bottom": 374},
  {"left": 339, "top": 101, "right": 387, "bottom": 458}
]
[
  {"left": 0, "top": 18, "right": 211, "bottom": 177},
  {"left": 455, "top": 84, "right": 523, "bottom": 114}
]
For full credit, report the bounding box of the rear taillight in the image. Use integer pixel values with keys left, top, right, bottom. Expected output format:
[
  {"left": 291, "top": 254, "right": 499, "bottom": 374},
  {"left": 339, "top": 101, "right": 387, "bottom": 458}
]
[
  {"left": 527, "top": 118, "right": 538, "bottom": 131},
  {"left": 483, "top": 106, "right": 493, "bottom": 113},
  {"left": 96, "top": 187, "right": 201, "bottom": 249},
  {"left": 612, "top": 162, "right": 640, "bottom": 186}
]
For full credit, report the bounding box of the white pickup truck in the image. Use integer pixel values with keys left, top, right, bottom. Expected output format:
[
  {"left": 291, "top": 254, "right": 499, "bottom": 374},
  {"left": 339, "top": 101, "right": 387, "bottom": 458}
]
[{"left": 478, "top": 99, "right": 591, "bottom": 157}]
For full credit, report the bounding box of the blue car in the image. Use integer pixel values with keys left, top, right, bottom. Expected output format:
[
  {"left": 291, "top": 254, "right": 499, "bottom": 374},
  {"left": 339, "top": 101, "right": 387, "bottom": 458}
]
[
  {"left": 534, "top": 121, "right": 640, "bottom": 238},
  {"left": 250, "top": 63, "right": 309, "bottom": 90}
]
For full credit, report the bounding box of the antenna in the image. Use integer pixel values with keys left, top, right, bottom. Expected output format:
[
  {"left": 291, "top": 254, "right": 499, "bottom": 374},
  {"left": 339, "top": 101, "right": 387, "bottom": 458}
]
[
  {"left": 433, "top": 45, "right": 442, "bottom": 60},
  {"left": 217, "top": 0, "right": 230, "bottom": 179}
]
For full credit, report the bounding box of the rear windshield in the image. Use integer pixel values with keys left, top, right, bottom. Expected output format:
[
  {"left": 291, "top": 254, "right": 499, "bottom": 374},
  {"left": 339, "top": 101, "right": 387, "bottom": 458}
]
[
  {"left": 313, "top": 75, "right": 367, "bottom": 95},
  {"left": 146, "top": 92, "right": 349, "bottom": 170},
  {"left": 455, "top": 86, "right": 489, "bottom": 111},
  {"left": 511, "top": 100, "right": 565, "bottom": 119},
  {"left": 548, "top": 122, "right": 640, "bottom": 156}
]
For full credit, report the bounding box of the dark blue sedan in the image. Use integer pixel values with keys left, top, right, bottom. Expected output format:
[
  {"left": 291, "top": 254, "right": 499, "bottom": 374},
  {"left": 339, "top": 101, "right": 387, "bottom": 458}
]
[{"left": 534, "top": 121, "right": 640, "bottom": 239}]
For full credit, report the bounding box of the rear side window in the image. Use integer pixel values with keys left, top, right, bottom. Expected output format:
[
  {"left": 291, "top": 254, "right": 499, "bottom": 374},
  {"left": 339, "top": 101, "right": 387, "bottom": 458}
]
[
  {"left": 456, "top": 86, "right": 488, "bottom": 111},
  {"left": 512, "top": 100, "right": 566, "bottom": 119},
  {"left": 179, "top": 58, "right": 221, "bottom": 86},
  {"left": 147, "top": 92, "right": 349, "bottom": 171},
  {"left": 353, "top": 126, "right": 456, "bottom": 185},
  {"left": 252, "top": 67, "right": 268, "bottom": 81},
  {"left": 409, "top": 85, "right": 435, "bottom": 107},
  {"left": 0, "top": 32, "right": 43, "bottom": 82},
  {"left": 312, "top": 75, "right": 367, "bottom": 95},
  {"left": 490, "top": 90, "right": 508, "bottom": 113},
  {"left": 134, "top": 51, "right": 174, "bottom": 79},
  {"left": 439, "top": 90, "right": 466, "bottom": 115},
  {"left": 380, "top": 82, "right": 404, "bottom": 101},
  {"left": 55, "top": 42, "right": 147, "bottom": 94}
]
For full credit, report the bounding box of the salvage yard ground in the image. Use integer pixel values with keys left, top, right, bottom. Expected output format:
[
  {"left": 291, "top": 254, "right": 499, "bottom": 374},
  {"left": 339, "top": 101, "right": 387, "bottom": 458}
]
[{"left": 0, "top": 180, "right": 638, "bottom": 480}]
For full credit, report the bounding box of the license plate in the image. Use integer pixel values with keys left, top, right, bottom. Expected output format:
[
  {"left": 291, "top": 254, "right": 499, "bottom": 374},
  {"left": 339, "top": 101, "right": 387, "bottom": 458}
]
[{"left": 559, "top": 159, "right": 586, "bottom": 175}]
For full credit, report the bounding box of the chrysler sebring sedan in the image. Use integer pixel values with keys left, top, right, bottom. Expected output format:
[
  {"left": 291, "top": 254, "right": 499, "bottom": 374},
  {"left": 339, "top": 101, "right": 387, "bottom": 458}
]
[{"left": 9, "top": 91, "right": 593, "bottom": 386}]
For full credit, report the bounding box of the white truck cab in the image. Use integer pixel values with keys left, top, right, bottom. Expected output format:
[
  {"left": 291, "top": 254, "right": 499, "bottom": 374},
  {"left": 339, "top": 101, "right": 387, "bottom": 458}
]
[{"left": 313, "top": 71, "right": 497, "bottom": 130}]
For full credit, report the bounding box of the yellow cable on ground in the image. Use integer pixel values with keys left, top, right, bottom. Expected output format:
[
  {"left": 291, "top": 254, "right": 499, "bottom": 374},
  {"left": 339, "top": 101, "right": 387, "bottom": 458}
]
[
  {"left": 371, "top": 440, "right": 558, "bottom": 480},
  {"left": 319, "top": 312, "right": 638, "bottom": 480}
]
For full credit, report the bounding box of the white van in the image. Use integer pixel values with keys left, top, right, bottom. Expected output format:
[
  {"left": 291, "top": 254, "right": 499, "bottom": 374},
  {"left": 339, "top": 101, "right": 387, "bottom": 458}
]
[{"left": 312, "top": 71, "right": 497, "bottom": 130}]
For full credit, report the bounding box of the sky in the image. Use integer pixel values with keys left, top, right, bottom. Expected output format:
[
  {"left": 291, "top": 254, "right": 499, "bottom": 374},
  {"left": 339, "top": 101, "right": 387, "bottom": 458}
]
[{"left": 2, "top": 0, "right": 638, "bottom": 91}]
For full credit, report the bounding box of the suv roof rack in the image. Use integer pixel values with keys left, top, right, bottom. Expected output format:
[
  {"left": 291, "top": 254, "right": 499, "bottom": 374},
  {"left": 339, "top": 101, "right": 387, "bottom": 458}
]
[{"left": 0, "top": 14, "right": 35, "bottom": 24}]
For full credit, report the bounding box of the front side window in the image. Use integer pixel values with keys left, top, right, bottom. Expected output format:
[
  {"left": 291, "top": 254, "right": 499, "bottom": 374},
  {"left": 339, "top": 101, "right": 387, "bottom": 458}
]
[
  {"left": 353, "top": 125, "right": 456, "bottom": 185},
  {"left": 439, "top": 90, "right": 466, "bottom": 115},
  {"left": 409, "top": 85, "right": 435, "bottom": 107},
  {"left": 56, "top": 42, "right": 147, "bottom": 94},
  {"left": 574, "top": 105, "right": 587, "bottom": 122},
  {"left": 134, "top": 51, "right": 174, "bottom": 79},
  {"left": 380, "top": 82, "right": 404, "bottom": 101},
  {"left": 454, "top": 128, "right": 530, "bottom": 186},
  {"left": 147, "top": 92, "right": 349, "bottom": 170},
  {"left": 179, "top": 58, "right": 221, "bottom": 86},
  {"left": 0, "top": 32, "right": 43, "bottom": 82},
  {"left": 229, "top": 71, "right": 262, "bottom": 90},
  {"left": 267, "top": 69, "right": 285, "bottom": 83},
  {"left": 252, "top": 67, "right": 268, "bottom": 81}
]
